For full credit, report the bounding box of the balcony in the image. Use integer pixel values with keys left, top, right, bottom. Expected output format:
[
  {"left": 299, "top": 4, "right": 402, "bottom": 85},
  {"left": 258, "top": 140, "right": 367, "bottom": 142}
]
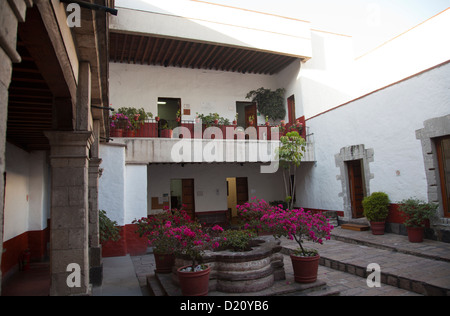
[
  {"left": 108, "top": 119, "right": 315, "bottom": 164},
  {"left": 109, "top": 119, "right": 307, "bottom": 140}
]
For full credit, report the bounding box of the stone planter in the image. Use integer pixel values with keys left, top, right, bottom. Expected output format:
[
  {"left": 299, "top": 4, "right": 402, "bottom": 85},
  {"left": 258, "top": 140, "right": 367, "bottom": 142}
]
[{"left": 172, "top": 236, "right": 285, "bottom": 293}]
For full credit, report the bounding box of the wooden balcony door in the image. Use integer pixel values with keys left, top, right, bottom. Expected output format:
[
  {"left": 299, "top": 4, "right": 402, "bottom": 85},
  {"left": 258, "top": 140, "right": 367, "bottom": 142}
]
[
  {"left": 245, "top": 103, "right": 257, "bottom": 128},
  {"left": 287, "top": 95, "right": 296, "bottom": 124},
  {"left": 182, "top": 179, "right": 196, "bottom": 220},
  {"left": 347, "top": 160, "right": 365, "bottom": 219},
  {"left": 437, "top": 136, "right": 450, "bottom": 218}
]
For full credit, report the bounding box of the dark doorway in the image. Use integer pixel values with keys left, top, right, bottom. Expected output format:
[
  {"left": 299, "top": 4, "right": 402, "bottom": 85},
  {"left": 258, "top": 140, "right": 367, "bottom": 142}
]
[
  {"left": 437, "top": 136, "right": 450, "bottom": 218},
  {"left": 347, "top": 160, "right": 365, "bottom": 219}
]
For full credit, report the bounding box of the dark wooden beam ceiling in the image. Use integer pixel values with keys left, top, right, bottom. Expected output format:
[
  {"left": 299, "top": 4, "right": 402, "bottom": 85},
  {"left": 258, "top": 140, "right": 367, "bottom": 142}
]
[{"left": 110, "top": 32, "right": 299, "bottom": 75}]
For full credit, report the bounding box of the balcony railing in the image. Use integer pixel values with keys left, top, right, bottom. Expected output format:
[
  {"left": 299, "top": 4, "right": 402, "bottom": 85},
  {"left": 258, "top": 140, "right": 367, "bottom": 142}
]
[{"left": 110, "top": 119, "right": 310, "bottom": 142}]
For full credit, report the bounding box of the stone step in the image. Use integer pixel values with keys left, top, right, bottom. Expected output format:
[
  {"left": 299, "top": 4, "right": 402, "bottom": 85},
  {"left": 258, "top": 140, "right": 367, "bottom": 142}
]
[
  {"left": 281, "top": 237, "right": 450, "bottom": 296},
  {"left": 151, "top": 269, "right": 339, "bottom": 296},
  {"left": 341, "top": 223, "right": 370, "bottom": 231},
  {"left": 147, "top": 273, "right": 167, "bottom": 296}
]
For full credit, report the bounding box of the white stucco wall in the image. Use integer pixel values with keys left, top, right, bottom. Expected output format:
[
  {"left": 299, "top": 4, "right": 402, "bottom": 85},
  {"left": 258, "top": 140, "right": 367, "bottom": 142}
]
[
  {"left": 147, "top": 163, "right": 285, "bottom": 215},
  {"left": 125, "top": 164, "right": 148, "bottom": 223},
  {"left": 99, "top": 144, "right": 126, "bottom": 225},
  {"left": 4, "top": 143, "right": 50, "bottom": 241},
  {"left": 276, "top": 30, "right": 356, "bottom": 120},
  {"left": 295, "top": 61, "right": 450, "bottom": 213},
  {"left": 109, "top": 62, "right": 281, "bottom": 125}
]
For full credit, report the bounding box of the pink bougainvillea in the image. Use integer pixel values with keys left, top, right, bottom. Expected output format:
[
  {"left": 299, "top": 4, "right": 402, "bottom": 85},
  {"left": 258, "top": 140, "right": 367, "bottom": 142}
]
[{"left": 237, "top": 198, "right": 334, "bottom": 257}]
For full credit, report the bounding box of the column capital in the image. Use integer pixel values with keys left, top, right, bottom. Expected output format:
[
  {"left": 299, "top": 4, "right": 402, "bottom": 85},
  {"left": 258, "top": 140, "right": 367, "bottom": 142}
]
[{"left": 45, "top": 131, "right": 94, "bottom": 159}]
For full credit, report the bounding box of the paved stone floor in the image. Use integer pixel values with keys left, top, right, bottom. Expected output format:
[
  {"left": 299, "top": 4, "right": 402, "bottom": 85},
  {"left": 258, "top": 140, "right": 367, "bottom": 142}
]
[
  {"left": 131, "top": 251, "right": 421, "bottom": 296},
  {"left": 3, "top": 227, "right": 448, "bottom": 296}
]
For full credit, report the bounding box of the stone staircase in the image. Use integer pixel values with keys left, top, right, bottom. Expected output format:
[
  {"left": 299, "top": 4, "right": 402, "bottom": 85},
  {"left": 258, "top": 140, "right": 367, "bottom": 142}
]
[{"left": 146, "top": 258, "right": 340, "bottom": 297}]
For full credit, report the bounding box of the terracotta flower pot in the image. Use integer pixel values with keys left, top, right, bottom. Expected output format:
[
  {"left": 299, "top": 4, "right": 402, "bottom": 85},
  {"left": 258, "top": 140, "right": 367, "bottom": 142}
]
[
  {"left": 407, "top": 227, "right": 424, "bottom": 243},
  {"left": 290, "top": 254, "right": 320, "bottom": 284},
  {"left": 154, "top": 252, "right": 175, "bottom": 274},
  {"left": 177, "top": 265, "right": 211, "bottom": 296},
  {"left": 370, "top": 221, "right": 386, "bottom": 235},
  {"left": 111, "top": 128, "right": 123, "bottom": 137},
  {"left": 160, "top": 129, "right": 173, "bottom": 138}
]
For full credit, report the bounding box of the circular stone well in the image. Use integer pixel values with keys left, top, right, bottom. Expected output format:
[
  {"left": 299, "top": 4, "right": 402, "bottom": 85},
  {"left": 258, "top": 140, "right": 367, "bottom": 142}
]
[{"left": 173, "top": 236, "right": 285, "bottom": 293}]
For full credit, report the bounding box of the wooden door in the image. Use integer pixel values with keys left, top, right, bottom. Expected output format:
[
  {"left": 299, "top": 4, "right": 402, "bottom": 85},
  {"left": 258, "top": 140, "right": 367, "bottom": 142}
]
[
  {"left": 236, "top": 177, "right": 249, "bottom": 206},
  {"left": 347, "top": 160, "right": 365, "bottom": 218},
  {"left": 287, "top": 95, "right": 296, "bottom": 124},
  {"left": 245, "top": 103, "right": 257, "bottom": 128},
  {"left": 437, "top": 136, "right": 450, "bottom": 218},
  {"left": 182, "top": 179, "right": 195, "bottom": 220}
]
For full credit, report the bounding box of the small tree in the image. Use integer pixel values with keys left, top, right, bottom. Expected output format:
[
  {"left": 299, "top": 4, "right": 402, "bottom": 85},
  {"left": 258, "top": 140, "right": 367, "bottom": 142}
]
[{"left": 278, "top": 131, "right": 306, "bottom": 209}]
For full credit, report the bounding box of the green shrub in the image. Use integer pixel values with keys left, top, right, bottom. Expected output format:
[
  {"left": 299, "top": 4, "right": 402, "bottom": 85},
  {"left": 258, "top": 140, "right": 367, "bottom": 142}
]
[
  {"left": 99, "top": 210, "right": 121, "bottom": 243},
  {"left": 362, "top": 192, "right": 390, "bottom": 222},
  {"left": 398, "top": 198, "right": 438, "bottom": 228},
  {"left": 221, "top": 229, "right": 256, "bottom": 252}
]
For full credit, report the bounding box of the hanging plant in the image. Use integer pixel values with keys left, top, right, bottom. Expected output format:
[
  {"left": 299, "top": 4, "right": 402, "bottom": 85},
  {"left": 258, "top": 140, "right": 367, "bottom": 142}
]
[{"left": 246, "top": 87, "right": 286, "bottom": 121}]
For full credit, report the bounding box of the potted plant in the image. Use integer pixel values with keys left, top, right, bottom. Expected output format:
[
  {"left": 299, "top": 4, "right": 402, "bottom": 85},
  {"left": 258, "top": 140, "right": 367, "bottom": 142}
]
[
  {"left": 261, "top": 205, "right": 334, "bottom": 284},
  {"left": 399, "top": 198, "right": 438, "bottom": 243},
  {"left": 167, "top": 223, "right": 223, "bottom": 296},
  {"left": 160, "top": 123, "right": 173, "bottom": 138},
  {"left": 213, "top": 112, "right": 220, "bottom": 125},
  {"left": 362, "top": 192, "right": 390, "bottom": 235},
  {"left": 110, "top": 113, "right": 131, "bottom": 137},
  {"left": 99, "top": 210, "right": 122, "bottom": 257},
  {"left": 248, "top": 115, "right": 255, "bottom": 126},
  {"left": 176, "top": 109, "right": 181, "bottom": 123},
  {"left": 233, "top": 113, "right": 238, "bottom": 125},
  {"left": 133, "top": 208, "right": 193, "bottom": 273}
]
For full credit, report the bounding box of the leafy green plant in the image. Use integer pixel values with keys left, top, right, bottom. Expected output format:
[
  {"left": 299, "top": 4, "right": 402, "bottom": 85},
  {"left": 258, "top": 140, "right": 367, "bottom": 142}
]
[
  {"left": 221, "top": 229, "right": 256, "bottom": 252},
  {"left": 398, "top": 198, "right": 438, "bottom": 228},
  {"left": 99, "top": 210, "right": 121, "bottom": 243},
  {"left": 196, "top": 113, "right": 230, "bottom": 127},
  {"left": 115, "top": 107, "right": 153, "bottom": 130},
  {"left": 246, "top": 87, "right": 286, "bottom": 121},
  {"left": 362, "top": 192, "right": 390, "bottom": 222}
]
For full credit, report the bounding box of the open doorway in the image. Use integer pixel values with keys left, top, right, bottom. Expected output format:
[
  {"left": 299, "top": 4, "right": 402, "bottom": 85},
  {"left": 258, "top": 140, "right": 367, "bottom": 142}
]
[
  {"left": 158, "top": 97, "right": 181, "bottom": 130},
  {"left": 226, "top": 177, "right": 249, "bottom": 221},
  {"left": 236, "top": 102, "right": 257, "bottom": 128}
]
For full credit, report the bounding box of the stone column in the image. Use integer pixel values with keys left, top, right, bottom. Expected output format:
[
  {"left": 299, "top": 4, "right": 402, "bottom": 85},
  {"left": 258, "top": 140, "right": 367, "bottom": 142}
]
[
  {"left": 89, "top": 120, "right": 103, "bottom": 286},
  {"left": 45, "top": 131, "right": 94, "bottom": 296}
]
